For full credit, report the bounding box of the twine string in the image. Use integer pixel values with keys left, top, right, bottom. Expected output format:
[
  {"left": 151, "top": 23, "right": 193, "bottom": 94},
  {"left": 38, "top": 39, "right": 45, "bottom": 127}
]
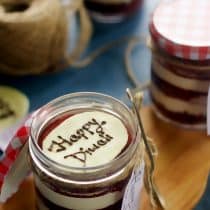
[
  {"left": 71, "top": 35, "right": 140, "bottom": 68},
  {"left": 124, "top": 36, "right": 151, "bottom": 90},
  {"left": 126, "top": 88, "right": 166, "bottom": 210},
  {"left": 70, "top": 34, "right": 150, "bottom": 93},
  {"left": 63, "top": 0, "right": 93, "bottom": 67}
]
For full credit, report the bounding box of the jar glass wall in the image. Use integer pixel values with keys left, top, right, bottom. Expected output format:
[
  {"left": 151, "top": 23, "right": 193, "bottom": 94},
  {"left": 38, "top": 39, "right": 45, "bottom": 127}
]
[
  {"left": 29, "top": 92, "right": 143, "bottom": 210},
  {"left": 149, "top": 0, "right": 210, "bottom": 130},
  {"left": 150, "top": 42, "right": 209, "bottom": 129}
]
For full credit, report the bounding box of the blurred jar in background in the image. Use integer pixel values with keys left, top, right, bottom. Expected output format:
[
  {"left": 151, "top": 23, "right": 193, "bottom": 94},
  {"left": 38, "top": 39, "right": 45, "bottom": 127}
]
[
  {"left": 149, "top": 0, "right": 210, "bottom": 129},
  {"left": 84, "top": 0, "right": 143, "bottom": 23}
]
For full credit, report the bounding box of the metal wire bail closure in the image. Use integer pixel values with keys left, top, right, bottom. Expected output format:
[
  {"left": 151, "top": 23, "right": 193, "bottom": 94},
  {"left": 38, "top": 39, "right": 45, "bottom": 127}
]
[{"left": 126, "top": 88, "right": 165, "bottom": 210}]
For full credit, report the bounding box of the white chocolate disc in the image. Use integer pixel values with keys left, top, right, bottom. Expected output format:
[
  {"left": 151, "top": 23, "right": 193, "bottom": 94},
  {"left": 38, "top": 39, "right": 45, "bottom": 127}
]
[{"left": 42, "top": 111, "right": 128, "bottom": 168}]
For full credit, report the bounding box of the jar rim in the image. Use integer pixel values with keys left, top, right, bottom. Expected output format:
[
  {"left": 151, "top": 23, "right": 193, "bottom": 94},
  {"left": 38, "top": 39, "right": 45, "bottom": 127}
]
[{"left": 29, "top": 92, "right": 140, "bottom": 177}]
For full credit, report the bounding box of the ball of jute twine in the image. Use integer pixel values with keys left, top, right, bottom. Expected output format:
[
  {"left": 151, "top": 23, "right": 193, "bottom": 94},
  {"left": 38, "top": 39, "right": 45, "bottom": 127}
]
[
  {"left": 0, "top": 0, "right": 92, "bottom": 75},
  {"left": 0, "top": 0, "right": 148, "bottom": 79}
]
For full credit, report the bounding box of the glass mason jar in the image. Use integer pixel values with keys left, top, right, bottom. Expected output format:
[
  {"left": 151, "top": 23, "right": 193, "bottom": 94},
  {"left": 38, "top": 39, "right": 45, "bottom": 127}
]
[
  {"left": 149, "top": 0, "right": 210, "bottom": 129},
  {"left": 28, "top": 92, "right": 143, "bottom": 210},
  {"left": 84, "top": 0, "right": 143, "bottom": 23}
]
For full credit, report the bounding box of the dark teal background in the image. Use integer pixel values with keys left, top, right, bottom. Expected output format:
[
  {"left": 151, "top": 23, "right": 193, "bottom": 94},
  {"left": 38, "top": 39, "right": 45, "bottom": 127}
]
[{"left": 0, "top": 0, "right": 209, "bottom": 209}]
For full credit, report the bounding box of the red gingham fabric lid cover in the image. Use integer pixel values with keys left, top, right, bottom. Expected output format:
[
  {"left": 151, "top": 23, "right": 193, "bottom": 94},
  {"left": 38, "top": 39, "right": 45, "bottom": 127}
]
[
  {"left": 0, "top": 116, "right": 33, "bottom": 202},
  {"left": 150, "top": 0, "right": 210, "bottom": 61}
]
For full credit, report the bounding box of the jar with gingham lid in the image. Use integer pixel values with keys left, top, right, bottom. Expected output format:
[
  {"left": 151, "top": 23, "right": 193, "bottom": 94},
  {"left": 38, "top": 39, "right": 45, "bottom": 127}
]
[{"left": 149, "top": 0, "right": 210, "bottom": 129}]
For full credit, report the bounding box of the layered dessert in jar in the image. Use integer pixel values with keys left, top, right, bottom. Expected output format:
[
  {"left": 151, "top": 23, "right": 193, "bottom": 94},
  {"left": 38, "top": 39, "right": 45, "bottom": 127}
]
[
  {"left": 84, "top": 0, "right": 143, "bottom": 23},
  {"left": 29, "top": 93, "right": 142, "bottom": 210},
  {"left": 149, "top": 0, "right": 210, "bottom": 129}
]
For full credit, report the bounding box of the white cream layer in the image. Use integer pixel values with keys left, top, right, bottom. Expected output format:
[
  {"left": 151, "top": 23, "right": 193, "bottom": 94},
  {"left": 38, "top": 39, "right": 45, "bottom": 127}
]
[
  {"left": 35, "top": 176, "right": 123, "bottom": 210},
  {"left": 42, "top": 111, "right": 128, "bottom": 168},
  {"left": 151, "top": 84, "right": 206, "bottom": 115},
  {"left": 152, "top": 60, "right": 210, "bottom": 92}
]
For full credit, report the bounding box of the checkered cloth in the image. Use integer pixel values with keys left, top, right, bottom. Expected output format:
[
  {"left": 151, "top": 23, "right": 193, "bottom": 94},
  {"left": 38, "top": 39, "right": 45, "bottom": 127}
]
[
  {"left": 150, "top": 0, "right": 210, "bottom": 60},
  {"left": 0, "top": 115, "right": 33, "bottom": 201}
]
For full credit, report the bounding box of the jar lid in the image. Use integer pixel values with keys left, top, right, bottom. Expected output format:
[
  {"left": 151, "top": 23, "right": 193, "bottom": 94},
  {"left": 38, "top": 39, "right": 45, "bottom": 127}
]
[
  {"left": 0, "top": 115, "right": 34, "bottom": 202},
  {"left": 150, "top": 0, "right": 210, "bottom": 61}
]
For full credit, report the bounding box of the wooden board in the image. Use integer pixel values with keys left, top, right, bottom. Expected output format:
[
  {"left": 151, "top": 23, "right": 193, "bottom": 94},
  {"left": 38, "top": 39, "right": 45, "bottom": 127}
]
[
  {"left": 140, "top": 106, "right": 210, "bottom": 210},
  {"left": 0, "top": 106, "right": 210, "bottom": 210}
]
